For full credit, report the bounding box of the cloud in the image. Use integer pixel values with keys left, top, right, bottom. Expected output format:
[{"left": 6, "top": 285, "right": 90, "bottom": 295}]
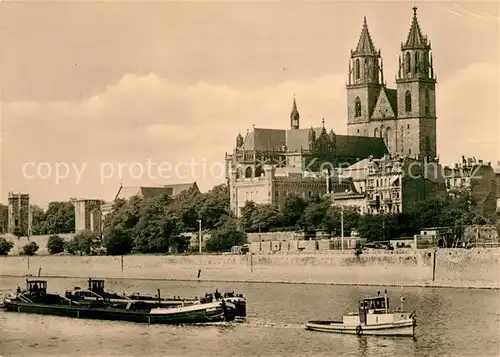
[
  {"left": 2, "top": 60, "right": 498, "bottom": 206},
  {"left": 437, "top": 61, "right": 499, "bottom": 165},
  {"left": 2, "top": 72, "right": 347, "bottom": 205}
]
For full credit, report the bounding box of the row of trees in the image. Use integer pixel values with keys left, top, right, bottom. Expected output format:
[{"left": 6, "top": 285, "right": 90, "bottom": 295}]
[
  {"left": 0, "top": 183, "right": 497, "bottom": 256},
  {"left": 102, "top": 185, "right": 246, "bottom": 255},
  {"left": 240, "top": 188, "right": 496, "bottom": 244}
]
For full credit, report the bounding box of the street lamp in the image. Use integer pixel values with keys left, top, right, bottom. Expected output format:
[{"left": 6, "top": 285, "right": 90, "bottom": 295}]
[
  {"left": 331, "top": 198, "right": 344, "bottom": 251},
  {"left": 196, "top": 219, "right": 202, "bottom": 254}
]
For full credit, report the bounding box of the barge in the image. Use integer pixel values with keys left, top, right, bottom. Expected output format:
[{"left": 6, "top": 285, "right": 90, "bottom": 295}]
[
  {"left": 64, "top": 278, "right": 246, "bottom": 319},
  {"left": 3, "top": 280, "right": 237, "bottom": 325}
]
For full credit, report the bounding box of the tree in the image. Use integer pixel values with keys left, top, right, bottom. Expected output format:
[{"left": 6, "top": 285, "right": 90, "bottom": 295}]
[
  {"left": 43, "top": 201, "right": 75, "bottom": 234},
  {"left": 279, "top": 194, "right": 308, "bottom": 228},
  {"left": 22, "top": 241, "right": 39, "bottom": 256},
  {"left": 103, "top": 225, "right": 133, "bottom": 255},
  {"left": 0, "top": 236, "right": 14, "bottom": 255},
  {"left": 249, "top": 204, "right": 281, "bottom": 232},
  {"left": 322, "top": 205, "right": 361, "bottom": 235},
  {"left": 299, "top": 199, "right": 330, "bottom": 232},
  {"left": 30, "top": 205, "right": 46, "bottom": 235},
  {"left": 240, "top": 201, "right": 257, "bottom": 232},
  {"left": 103, "top": 196, "right": 143, "bottom": 253},
  {"left": 47, "top": 234, "right": 65, "bottom": 254},
  {"left": 166, "top": 187, "right": 203, "bottom": 230},
  {"left": 132, "top": 193, "right": 173, "bottom": 253},
  {"left": 66, "top": 230, "right": 101, "bottom": 255},
  {"left": 205, "top": 216, "right": 247, "bottom": 252},
  {"left": 198, "top": 184, "right": 230, "bottom": 230}
]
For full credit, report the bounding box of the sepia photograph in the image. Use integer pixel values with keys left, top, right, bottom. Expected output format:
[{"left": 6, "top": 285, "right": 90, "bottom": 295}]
[{"left": 0, "top": 1, "right": 499, "bottom": 356}]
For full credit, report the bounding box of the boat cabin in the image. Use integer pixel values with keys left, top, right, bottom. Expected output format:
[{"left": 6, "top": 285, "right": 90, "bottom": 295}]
[
  {"left": 88, "top": 278, "right": 105, "bottom": 295},
  {"left": 26, "top": 279, "right": 47, "bottom": 296},
  {"left": 359, "top": 296, "right": 388, "bottom": 311}
]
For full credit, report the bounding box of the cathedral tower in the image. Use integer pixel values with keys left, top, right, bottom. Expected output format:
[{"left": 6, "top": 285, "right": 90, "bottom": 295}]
[
  {"left": 396, "top": 7, "right": 437, "bottom": 160},
  {"left": 346, "top": 17, "right": 384, "bottom": 137}
]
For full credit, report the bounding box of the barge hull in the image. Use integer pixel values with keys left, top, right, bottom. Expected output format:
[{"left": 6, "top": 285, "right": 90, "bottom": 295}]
[{"left": 3, "top": 301, "right": 232, "bottom": 324}]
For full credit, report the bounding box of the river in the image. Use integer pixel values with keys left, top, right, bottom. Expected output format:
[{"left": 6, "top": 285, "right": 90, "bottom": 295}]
[{"left": 0, "top": 277, "right": 498, "bottom": 356}]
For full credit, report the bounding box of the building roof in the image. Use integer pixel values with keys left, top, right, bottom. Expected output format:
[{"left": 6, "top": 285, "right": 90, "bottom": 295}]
[
  {"left": 353, "top": 17, "right": 378, "bottom": 55},
  {"left": 402, "top": 7, "right": 430, "bottom": 50},
  {"left": 334, "top": 135, "right": 388, "bottom": 159},
  {"left": 286, "top": 127, "right": 322, "bottom": 152},
  {"left": 241, "top": 128, "right": 286, "bottom": 151},
  {"left": 114, "top": 182, "right": 198, "bottom": 201},
  {"left": 342, "top": 158, "right": 370, "bottom": 181}
]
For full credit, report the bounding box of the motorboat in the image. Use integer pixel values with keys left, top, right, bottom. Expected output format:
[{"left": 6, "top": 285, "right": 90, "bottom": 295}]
[{"left": 305, "top": 290, "right": 416, "bottom": 337}]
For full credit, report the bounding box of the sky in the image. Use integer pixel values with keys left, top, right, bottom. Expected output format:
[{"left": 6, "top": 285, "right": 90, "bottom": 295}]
[{"left": 1, "top": 1, "right": 499, "bottom": 207}]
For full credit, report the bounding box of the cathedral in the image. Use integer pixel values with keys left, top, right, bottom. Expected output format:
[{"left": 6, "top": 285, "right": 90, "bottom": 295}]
[
  {"left": 225, "top": 7, "right": 440, "bottom": 217},
  {"left": 347, "top": 7, "right": 437, "bottom": 161}
]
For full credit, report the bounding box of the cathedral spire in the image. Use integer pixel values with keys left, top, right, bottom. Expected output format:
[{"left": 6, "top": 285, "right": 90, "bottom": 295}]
[
  {"left": 353, "top": 16, "right": 378, "bottom": 56},
  {"left": 402, "top": 7, "right": 430, "bottom": 50},
  {"left": 348, "top": 16, "right": 382, "bottom": 86},
  {"left": 290, "top": 95, "right": 300, "bottom": 129}
]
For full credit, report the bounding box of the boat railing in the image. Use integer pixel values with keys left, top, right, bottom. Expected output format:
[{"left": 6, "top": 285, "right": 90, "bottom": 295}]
[{"left": 18, "top": 294, "right": 33, "bottom": 303}]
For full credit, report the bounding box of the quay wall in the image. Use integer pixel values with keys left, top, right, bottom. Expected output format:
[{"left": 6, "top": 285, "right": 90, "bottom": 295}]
[{"left": 0, "top": 249, "right": 499, "bottom": 289}]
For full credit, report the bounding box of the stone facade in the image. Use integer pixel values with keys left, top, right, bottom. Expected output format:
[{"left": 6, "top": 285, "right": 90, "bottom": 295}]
[
  {"left": 444, "top": 158, "right": 497, "bottom": 217},
  {"left": 229, "top": 165, "right": 342, "bottom": 217},
  {"left": 7, "top": 192, "right": 31, "bottom": 237},
  {"left": 346, "top": 8, "right": 437, "bottom": 161},
  {"left": 73, "top": 199, "right": 102, "bottom": 234}
]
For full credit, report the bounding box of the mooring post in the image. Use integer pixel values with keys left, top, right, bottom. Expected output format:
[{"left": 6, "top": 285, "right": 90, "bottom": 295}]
[
  {"left": 27, "top": 257, "right": 30, "bottom": 272},
  {"left": 120, "top": 255, "right": 124, "bottom": 273},
  {"left": 432, "top": 248, "right": 437, "bottom": 281},
  {"left": 250, "top": 252, "right": 253, "bottom": 273},
  {"left": 38, "top": 267, "right": 42, "bottom": 277}
]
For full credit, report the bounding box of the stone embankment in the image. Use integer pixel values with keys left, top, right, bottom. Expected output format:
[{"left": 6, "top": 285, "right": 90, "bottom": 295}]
[{"left": 1, "top": 248, "right": 499, "bottom": 289}]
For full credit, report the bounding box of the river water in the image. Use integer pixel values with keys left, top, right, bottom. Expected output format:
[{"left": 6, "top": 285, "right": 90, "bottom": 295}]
[{"left": 0, "top": 277, "right": 498, "bottom": 356}]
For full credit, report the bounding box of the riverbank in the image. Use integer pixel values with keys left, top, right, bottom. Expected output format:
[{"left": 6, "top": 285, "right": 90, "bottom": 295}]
[{"left": 1, "top": 248, "right": 499, "bottom": 289}]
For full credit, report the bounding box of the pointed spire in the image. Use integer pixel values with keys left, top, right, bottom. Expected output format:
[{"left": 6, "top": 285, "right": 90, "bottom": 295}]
[
  {"left": 353, "top": 16, "right": 378, "bottom": 55},
  {"left": 290, "top": 95, "right": 300, "bottom": 129},
  {"left": 402, "top": 7, "right": 430, "bottom": 50}
]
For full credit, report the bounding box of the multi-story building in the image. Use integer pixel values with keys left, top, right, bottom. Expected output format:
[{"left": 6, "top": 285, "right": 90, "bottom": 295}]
[
  {"left": 7, "top": 192, "right": 31, "bottom": 236},
  {"left": 229, "top": 165, "right": 354, "bottom": 217},
  {"left": 72, "top": 199, "right": 102, "bottom": 234},
  {"left": 364, "top": 155, "right": 447, "bottom": 214},
  {"left": 347, "top": 7, "right": 438, "bottom": 162},
  {"left": 444, "top": 157, "right": 497, "bottom": 217},
  {"left": 336, "top": 155, "right": 447, "bottom": 214}
]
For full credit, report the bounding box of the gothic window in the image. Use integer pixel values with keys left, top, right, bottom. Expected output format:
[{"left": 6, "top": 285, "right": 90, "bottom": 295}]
[
  {"left": 425, "top": 89, "right": 430, "bottom": 115},
  {"left": 400, "top": 127, "right": 404, "bottom": 154},
  {"left": 255, "top": 165, "right": 263, "bottom": 178},
  {"left": 354, "top": 97, "right": 361, "bottom": 117},
  {"left": 245, "top": 166, "right": 252, "bottom": 178},
  {"left": 405, "top": 52, "right": 411, "bottom": 74},
  {"left": 355, "top": 59, "right": 360, "bottom": 80},
  {"left": 415, "top": 52, "right": 420, "bottom": 72},
  {"left": 357, "top": 129, "right": 360, "bottom": 134},
  {"left": 385, "top": 127, "right": 392, "bottom": 148},
  {"left": 364, "top": 58, "right": 370, "bottom": 79},
  {"left": 405, "top": 91, "right": 412, "bottom": 112},
  {"left": 374, "top": 128, "right": 379, "bottom": 137}
]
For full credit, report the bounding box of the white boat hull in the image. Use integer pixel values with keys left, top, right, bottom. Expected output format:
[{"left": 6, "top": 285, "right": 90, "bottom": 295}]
[{"left": 305, "top": 319, "right": 416, "bottom": 337}]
